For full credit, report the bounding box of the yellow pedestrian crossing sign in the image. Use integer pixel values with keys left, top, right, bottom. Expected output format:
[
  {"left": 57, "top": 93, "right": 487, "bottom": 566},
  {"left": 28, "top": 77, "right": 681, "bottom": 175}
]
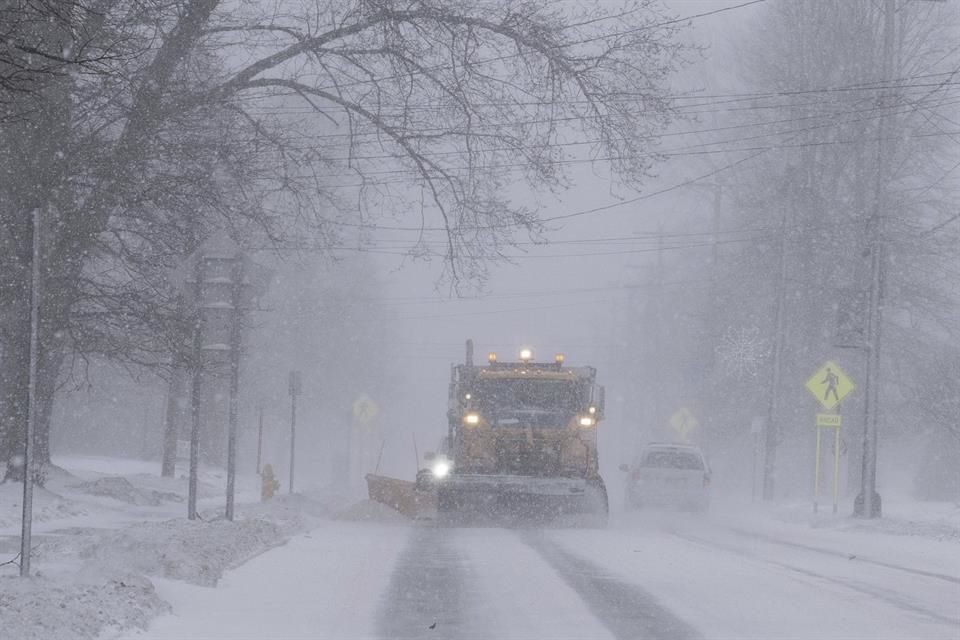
[
  {"left": 352, "top": 393, "right": 379, "bottom": 427},
  {"left": 805, "top": 361, "right": 855, "bottom": 410},
  {"left": 669, "top": 408, "right": 699, "bottom": 442}
]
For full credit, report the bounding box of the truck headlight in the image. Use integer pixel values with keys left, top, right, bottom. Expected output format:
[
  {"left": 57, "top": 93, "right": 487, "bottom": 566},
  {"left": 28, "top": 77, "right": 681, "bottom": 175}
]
[{"left": 432, "top": 460, "right": 451, "bottom": 479}]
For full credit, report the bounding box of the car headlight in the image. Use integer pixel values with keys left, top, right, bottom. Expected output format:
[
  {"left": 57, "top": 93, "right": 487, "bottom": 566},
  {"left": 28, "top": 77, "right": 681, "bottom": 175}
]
[{"left": 432, "top": 460, "right": 451, "bottom": 479}]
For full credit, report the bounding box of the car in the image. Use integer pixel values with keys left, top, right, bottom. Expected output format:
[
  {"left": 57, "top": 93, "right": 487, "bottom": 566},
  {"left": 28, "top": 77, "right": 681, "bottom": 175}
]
[{"left": 620, "top": 443, "right": 711, "bottom": 512}]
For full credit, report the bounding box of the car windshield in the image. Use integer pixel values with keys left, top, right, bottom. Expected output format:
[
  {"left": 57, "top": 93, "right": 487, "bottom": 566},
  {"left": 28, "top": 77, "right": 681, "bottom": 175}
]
[{"left": 640, "top": 450, "right": 704, "bottom": 470}]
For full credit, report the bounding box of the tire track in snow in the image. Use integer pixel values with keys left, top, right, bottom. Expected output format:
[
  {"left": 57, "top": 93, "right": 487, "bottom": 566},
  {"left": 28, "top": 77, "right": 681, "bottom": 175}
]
[
  {"left": 375, "top": 526, "right": 475, "bottom": 639},
  {"left": 520, "top": 530, "right": 702, "bottom": 640},
  {"left": 721, "top": 526, "right": 960, "bottom": 585},
  {"left": 672, "top": 530, "right": 960, "bottom": 628}
]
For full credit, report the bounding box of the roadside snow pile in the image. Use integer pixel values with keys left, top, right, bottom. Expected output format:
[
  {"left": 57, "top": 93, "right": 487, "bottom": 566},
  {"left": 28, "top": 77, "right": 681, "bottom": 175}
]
[
  {"left": 72, "top": 477, "right": 183, "bottom": 506},
  {"left": 0, "top": 455, "right": 355, "bottom": 640},
  {"left": 1, "top": 516, "right": 288, "bottom": 640},
  {"left": 240, "top": 492, "right": 334, "bottom": 533},
  {"left": 763, "top": 498, "right": 960, "bottom": 543},
  {"left": 0, "top": 483, "right": 87, "bottom": 529},
  {"left": 333, "top": 499, "right": 410, "bottom": 523},
  {"left": 86, "top": 517, "right": 285, "bottom": 587},
  {"left": 840, "top": 506, "right": 960, "bottom": 542},
  {"left": 0, "top": 573, "right": 170, "bottom": 640}
]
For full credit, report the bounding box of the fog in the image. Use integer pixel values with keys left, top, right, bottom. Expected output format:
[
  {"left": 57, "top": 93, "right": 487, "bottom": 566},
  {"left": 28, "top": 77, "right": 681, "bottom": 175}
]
[{"left": 3, "top": 1, "right": 959, "bottom": 638}]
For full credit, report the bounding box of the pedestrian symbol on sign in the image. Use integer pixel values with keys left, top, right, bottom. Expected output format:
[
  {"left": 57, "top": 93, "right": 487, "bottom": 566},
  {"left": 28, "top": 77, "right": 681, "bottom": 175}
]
[
  {"left": 821, "top": 368, "right": 840, "bottom": 405},
  {"left": 805, "top": 361, "right": 855, "bottom": 411}
]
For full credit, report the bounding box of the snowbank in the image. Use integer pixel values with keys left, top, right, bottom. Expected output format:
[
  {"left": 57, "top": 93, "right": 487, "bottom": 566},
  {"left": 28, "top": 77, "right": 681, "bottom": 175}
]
[
  {"left": 85, "top": 517, "right": 285, "bottom": 587},
  {"left": 0, "top": 456, "right": 338, "bottom": 640},
  {"left": 0, "top": 483, "right": 87, "bottom": 530},
  {"left": 73, "top": 477, "right": 183, "bottom": 507},
  {"left": 332, "top": 498, "right": 411, "bottom": 523},
  {"left": 0, "top": 573, "right": 170, "bottom": 640}
]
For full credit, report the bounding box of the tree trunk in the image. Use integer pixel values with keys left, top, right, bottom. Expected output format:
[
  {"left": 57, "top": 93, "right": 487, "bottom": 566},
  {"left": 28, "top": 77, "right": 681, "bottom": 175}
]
[{"left": 0, "top": 306, "right": 30, "bottom": 480}]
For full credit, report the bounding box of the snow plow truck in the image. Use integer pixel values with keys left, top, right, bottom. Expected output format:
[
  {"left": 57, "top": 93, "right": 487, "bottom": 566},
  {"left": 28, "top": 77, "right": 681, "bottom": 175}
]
[{"left": 416, "top": 340, "right": 608, "bottom": 526}]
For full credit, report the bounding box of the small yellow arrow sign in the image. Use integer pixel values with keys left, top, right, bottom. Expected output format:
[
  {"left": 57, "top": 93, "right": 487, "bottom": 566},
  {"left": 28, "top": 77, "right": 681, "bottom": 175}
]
[{"left": 805, "top": 361, "right": 855, "bottom": 410}]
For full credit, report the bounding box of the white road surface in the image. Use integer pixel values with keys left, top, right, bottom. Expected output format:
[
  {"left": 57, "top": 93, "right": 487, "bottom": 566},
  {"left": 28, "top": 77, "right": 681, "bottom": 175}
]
[{"left": 121, "top": 511, "right": 960, "bottom": 640}]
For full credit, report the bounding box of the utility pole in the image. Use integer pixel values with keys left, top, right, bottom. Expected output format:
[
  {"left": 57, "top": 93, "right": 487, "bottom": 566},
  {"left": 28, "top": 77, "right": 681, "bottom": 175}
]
[
  {"left": 653, "top": 219, "right": 665, "bottom": 437},
  {"left": 19, "top": 208, "right": 41, "bottom": 578},
  {"left": 763, "top": 173, "right": 793, "bottom": 501},
  {"left": 256, "top": 406, "right": 264, "bottom": 475},
  {"left": 161, "top": 297, "right": 189, "bottom": 478},
  {"left": 857, "top": 0, "right": 898, "bottom": 519},
  {"left": 160, "top": 372, "right": 180, "bottom": 478},
  {"left": 288, "top": 371, "right": 301, "bottom": 494},
  {"left": 710, "top": 184, "right": 722, "bottom": 266},
  {"left": 225, "top": 257, "right": 245, "bottom": 521},
  {"left": 187, "top": 256, "right": 206, "bottom": 521}
]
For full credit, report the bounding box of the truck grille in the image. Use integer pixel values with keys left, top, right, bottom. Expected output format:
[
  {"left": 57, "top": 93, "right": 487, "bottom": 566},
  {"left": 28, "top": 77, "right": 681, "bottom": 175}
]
[{"left": 494, "top": 434, "right": 561, "bottom": 476}]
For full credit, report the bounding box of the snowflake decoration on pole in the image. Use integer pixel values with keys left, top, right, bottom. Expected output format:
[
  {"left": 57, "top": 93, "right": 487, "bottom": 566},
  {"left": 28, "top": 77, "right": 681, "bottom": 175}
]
[{"left": 716, "top": 326, "right": 769, "bottom": 379}]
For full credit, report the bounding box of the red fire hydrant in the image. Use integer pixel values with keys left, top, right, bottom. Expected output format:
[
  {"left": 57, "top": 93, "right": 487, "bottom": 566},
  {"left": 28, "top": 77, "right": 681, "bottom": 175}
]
[{"left": 261, "top": 463, "right": 280, "bottom": 501}]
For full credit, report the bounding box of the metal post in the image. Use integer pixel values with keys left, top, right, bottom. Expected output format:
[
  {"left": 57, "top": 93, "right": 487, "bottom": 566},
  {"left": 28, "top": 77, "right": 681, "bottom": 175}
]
[
  {"left": 711, "top": 184, "right": 722, "bottom": 266},
  {"left": 763, "top": 178, "right": 791, "bottom": 501},
  {"left": 412, "top": 432, "right": 420, "bottom": 475},
  {"left": 256, "top": 406, "right": 264, "bottom": 475},
  {"left": 289, "top": 389, "right": 297, "bottom": 494},
  {"left": 833, "top": 426, "right": 841, "bottom": 514},
  {"left": 225, "top": 257, "right": 244, "bottom": 521},
  {"left": 20, "top": 208, "right": 41, "bottom": 578},
  {"left": 187, "top": 257, "right": 206, "bottom": 521},
  {"left": 813, "top": 426, "right": 822, "bottom": 514},
  {"left": 654, "top": 219, "right": 664, "bottom": 435}
]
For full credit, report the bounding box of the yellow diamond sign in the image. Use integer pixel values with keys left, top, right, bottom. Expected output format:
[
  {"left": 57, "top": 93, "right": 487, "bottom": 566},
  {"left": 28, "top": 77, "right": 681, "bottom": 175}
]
[
  {"left": 805, "top": 361, "right": 855, "bottom": 410},
  {"left": 352, "top": 393, "right": 379, "bottom": 427},
  {"left": 669, "top": 407, "right": 699, "bottom": 442}
]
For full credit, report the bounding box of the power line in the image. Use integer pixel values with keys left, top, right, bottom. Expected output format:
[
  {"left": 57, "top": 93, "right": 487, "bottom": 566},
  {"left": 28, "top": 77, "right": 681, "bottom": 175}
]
[{"left": 238, "top": 96, "right": 960, "bottom": 168}]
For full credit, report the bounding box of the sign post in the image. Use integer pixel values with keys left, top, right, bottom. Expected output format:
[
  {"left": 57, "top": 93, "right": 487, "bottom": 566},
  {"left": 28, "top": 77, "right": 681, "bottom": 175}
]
[
  {"left": 20, "top": 208, "right": 42, "bottom": 577},
  {"left": 173, "top": 232, "right": 271, "bottom": 520},
  {"left": 750, "top": 416, "right": 765, "bottom": 503},
  {"left": 805, "top": 361, "right": 855, "bottom": 515},
  {"left": 814, "top": 414, "right": 842, "bottom": 513},
  {"left": 288, "top": 371, "right": 302, "bottom": 494},
  {"left": 256, "top": 406, "right": 264, "bottom": 475}
]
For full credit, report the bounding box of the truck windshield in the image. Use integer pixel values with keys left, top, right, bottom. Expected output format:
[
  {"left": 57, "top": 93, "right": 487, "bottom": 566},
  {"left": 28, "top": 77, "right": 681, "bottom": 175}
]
[{"left": 474, "top": 378, "right": 585, "bottom": 428}]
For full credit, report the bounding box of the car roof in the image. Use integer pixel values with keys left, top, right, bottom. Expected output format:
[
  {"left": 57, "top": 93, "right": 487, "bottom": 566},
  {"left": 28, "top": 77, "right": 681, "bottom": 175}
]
[{"left": 642, "top": 442, "right": 703, "bottom": 452}]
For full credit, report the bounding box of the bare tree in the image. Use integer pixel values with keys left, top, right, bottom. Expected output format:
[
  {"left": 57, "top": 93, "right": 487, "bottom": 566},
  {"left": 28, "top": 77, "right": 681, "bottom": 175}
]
[
  {"left": 0, "top": 0, "right": 688, "bottom": 475},
  {"left": 685, "top": 0, "right": 959, "bottom": 497}
]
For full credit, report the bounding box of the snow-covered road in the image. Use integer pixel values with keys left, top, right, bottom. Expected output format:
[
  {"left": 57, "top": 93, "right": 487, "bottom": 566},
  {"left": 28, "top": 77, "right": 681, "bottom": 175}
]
[{"left": 122, "top": 512, "right": 960, "bottom": 640}]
